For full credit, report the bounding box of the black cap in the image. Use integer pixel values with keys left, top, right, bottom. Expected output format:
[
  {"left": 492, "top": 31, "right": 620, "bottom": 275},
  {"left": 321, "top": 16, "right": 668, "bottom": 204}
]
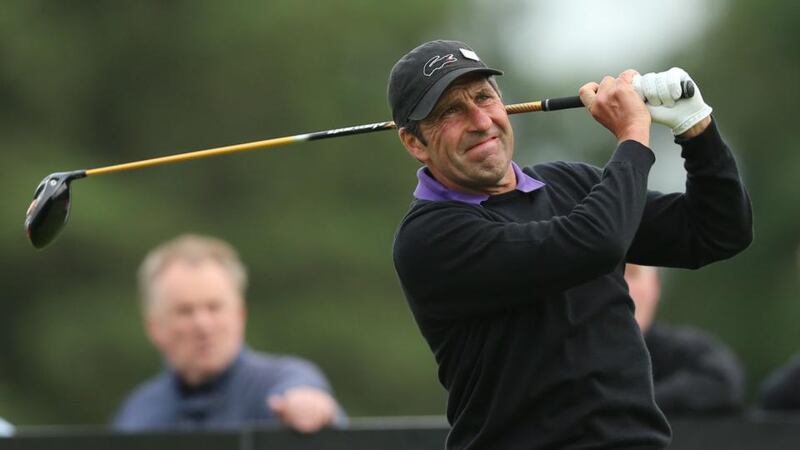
[{"left": 388, "top": 40, "right": 503, "bottom": 128}]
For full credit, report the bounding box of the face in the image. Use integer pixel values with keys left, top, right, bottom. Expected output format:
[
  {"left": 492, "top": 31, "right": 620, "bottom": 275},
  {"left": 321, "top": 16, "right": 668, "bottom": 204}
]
[
  {"left": 400, "top": 75, "right": 515, "bottom": 195},
  {"left": 624, "top": 264, "right": 661, "bottom": 332},
  {"left": 145, "top": 259, "right": 245, "bottom": 385}
]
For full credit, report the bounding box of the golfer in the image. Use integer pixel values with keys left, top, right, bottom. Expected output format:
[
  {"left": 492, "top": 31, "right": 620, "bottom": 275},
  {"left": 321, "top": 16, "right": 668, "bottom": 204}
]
[{"left": 389, "top": 40, "right": 752, "bottom": 449}]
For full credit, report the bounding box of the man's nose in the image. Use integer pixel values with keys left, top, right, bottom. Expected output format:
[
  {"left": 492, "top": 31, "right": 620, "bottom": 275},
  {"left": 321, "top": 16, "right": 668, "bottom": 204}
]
[
  {"left": 192, "top": 308, "right": 214, "bottom": 329},
  {"left": 465, "top": 103, "right": 492, "bottom": 131}
]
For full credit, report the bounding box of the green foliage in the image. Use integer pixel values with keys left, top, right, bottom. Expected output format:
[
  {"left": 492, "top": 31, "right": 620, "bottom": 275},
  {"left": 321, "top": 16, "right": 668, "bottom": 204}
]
[{"left": 0, "top": 0, "right": 452, "bottom": 424}]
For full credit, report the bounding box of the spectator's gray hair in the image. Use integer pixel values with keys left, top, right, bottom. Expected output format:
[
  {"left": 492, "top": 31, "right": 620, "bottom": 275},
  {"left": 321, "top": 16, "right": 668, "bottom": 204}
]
[{"left": 138, "top": 234, "right": 248, "bottom": 310}]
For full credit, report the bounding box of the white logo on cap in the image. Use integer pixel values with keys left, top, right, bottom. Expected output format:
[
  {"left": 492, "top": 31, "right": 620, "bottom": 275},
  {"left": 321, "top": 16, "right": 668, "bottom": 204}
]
[
  {"left": 459, "top": 48, "right": 480, "bottom": 61},
  {"left": 423, "top": 54, "right": 457, "bottom": 77}
]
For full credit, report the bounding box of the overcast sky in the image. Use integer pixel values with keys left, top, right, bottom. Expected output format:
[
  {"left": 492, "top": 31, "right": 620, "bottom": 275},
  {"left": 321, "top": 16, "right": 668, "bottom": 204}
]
[{"left": 501, "top": 0, "right": 727, "bottom": 82}]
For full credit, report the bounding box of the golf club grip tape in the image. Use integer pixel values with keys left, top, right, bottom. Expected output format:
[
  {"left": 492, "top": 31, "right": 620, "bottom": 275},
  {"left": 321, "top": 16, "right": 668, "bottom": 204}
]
[
  {"left": 505, "top": 102, "right": 543, "bottom": 114},
  {"left": 543, "top": 96, "right": 584, "bottom": 111}
]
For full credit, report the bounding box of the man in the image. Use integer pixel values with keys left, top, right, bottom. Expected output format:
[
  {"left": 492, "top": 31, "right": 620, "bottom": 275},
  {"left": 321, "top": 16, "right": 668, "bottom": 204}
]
[
  {"left": 113, "top": 234, "right": 343, "bottom": 432},
  {"left": 390, "top": 40, "right": 752, "bottom": 449},
  {"left": 625, "top": 264, "right": 744, "bottom": 415}
]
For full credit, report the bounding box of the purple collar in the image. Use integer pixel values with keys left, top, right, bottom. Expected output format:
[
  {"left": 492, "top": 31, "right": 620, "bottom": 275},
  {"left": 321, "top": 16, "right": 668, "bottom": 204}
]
[{"left": 413, "top": 161, "right": 545, "bottom": 205}]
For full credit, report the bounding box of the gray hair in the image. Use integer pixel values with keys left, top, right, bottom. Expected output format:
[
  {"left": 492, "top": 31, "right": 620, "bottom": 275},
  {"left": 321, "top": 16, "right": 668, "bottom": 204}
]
[{"left": 138, "top": 234, "right": 248, "bottom": 310}]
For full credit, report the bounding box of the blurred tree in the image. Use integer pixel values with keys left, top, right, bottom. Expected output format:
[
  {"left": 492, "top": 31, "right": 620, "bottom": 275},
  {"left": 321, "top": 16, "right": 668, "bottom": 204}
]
[{"left": 0, "top": 0, "right": 456, "bottom": 424}]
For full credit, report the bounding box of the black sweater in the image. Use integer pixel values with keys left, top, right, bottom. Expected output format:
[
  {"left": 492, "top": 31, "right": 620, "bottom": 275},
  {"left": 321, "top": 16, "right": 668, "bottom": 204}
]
[{"left": 393, "top": 120, "right": 752, "bottom": 450}]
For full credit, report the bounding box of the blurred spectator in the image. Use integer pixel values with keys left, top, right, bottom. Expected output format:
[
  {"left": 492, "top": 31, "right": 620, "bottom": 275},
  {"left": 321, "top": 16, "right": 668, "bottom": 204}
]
[
  {"left": 759, "top": 354, "right": 800, "bottom": 411},
  {"left": 113, "top": 234, "right": 344, "bottom": 432},
  {"left": 625, "top": 264, "right": 745, "bottom": 414},
  {"left": 0, "top": 416, "right": 13, "bottom": 437},
  {"left": 758, "top": 247, "right": 800, "bottom": 411}
]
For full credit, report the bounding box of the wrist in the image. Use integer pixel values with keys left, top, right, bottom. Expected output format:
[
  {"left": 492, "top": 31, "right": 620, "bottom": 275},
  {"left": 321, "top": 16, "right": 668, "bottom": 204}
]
[
  {"left": 618, "top": 126, "right": 650, "bottom": 148},
  {"left": 676, "top": 115, "right": 711, "bottom": 139}
]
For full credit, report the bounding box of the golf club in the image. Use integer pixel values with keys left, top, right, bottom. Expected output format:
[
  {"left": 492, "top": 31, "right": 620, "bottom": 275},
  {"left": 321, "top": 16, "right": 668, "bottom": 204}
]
[{"left": 24, "top": 81, "right": 694, "bottom": 249}]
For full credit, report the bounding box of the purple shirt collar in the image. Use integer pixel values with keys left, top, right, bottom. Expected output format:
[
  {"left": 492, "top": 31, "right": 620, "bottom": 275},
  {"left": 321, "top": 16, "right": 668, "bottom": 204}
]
[{"left": 413, "top": 161, "right": 545, "bottom": 205}]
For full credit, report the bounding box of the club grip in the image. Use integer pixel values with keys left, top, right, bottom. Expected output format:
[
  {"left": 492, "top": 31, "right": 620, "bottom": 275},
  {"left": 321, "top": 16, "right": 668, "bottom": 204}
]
[
  {"left": 543, "top": 80, "right": 694, "bottom": 112},
  {"left": 680, "top": 80, "right": 695, "bottom": 98},
  {"left": 542, "top": 96, "right": 584, "bottom": 111}
]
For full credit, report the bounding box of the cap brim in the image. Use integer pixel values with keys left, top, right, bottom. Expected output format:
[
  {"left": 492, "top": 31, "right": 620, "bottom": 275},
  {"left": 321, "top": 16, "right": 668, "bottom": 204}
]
[{"left": 408, "top": 67, "right": 503, "bottom": 122}]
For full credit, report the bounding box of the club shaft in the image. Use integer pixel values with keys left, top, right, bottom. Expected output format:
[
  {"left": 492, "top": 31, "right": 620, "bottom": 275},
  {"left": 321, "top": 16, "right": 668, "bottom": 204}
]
[{"left": 84, "top": 97, "right": 584, "bottom": 177}]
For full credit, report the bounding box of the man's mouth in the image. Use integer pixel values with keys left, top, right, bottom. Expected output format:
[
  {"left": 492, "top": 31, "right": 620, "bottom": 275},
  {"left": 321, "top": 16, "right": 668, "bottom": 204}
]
[
  {"left": 194, "top": 339, "right": 214, "bottom": 352},
  {"left": 465, "top": 136, "right": 498, "bottom": 154}
]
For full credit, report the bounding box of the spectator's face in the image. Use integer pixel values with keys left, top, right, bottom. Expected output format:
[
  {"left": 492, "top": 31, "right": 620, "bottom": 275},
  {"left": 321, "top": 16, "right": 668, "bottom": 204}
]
[
  {"left": 145, "top": 259, "right": 245, "bottom": 385},
  {"left": 401, "top": 75, "right": 514, "bottom": 194},
  {"left": 624, "top": 264, "right": 661, "bottom": 332}
]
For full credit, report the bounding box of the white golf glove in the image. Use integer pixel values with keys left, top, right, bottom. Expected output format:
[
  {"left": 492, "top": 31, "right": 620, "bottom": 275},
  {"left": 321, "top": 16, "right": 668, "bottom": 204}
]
[{"left": 633, "top": 67, "right": 712, "bottom": 136}]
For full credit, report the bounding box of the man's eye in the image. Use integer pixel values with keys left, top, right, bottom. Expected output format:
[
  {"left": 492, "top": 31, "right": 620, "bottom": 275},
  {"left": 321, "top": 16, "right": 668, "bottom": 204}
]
[
  {"left": 441, "top": 106, "right": 458, "bottom": 117},
  {"left": 175, "top": 306, "right": 193, "bottom": 317}
]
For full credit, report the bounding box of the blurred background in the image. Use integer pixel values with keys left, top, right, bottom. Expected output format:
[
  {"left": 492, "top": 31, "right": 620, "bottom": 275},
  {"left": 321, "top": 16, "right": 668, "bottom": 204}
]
[{"left": 1, "top": 0, "right": 798, "bottom": 426}]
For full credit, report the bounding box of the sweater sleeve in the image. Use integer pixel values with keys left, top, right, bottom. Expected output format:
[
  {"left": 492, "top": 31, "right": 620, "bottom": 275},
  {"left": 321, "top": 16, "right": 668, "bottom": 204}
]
[
  {"left": 626, "top": 118, "right": 753, "bottom": 268},
  {"left": 394, "top": 141, "right": 654, "bottom": 318}
]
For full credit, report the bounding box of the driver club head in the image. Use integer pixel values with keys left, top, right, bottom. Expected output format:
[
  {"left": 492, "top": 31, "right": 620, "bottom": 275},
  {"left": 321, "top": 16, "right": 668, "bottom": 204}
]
[{"left": 25, "top": 170, "right": 86, "bottom": 249}]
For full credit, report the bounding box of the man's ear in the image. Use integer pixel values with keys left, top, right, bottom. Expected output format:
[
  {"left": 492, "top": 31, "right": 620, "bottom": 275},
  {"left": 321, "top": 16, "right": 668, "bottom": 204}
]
[{"left": 399, "top": 128, "right": 429, "bottom": 164}]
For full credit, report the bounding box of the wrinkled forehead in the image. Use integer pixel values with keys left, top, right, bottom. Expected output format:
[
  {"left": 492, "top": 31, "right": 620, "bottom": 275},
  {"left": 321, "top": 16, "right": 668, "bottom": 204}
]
[
  {"left": 154, "top": 257, "right": 226, "bottom": 282},
  {"left": 433, "top": 74, "right": 496, "bottom": 107},
  {"left": 149, "top": 259, "right": 238, "bottom": 302}
]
